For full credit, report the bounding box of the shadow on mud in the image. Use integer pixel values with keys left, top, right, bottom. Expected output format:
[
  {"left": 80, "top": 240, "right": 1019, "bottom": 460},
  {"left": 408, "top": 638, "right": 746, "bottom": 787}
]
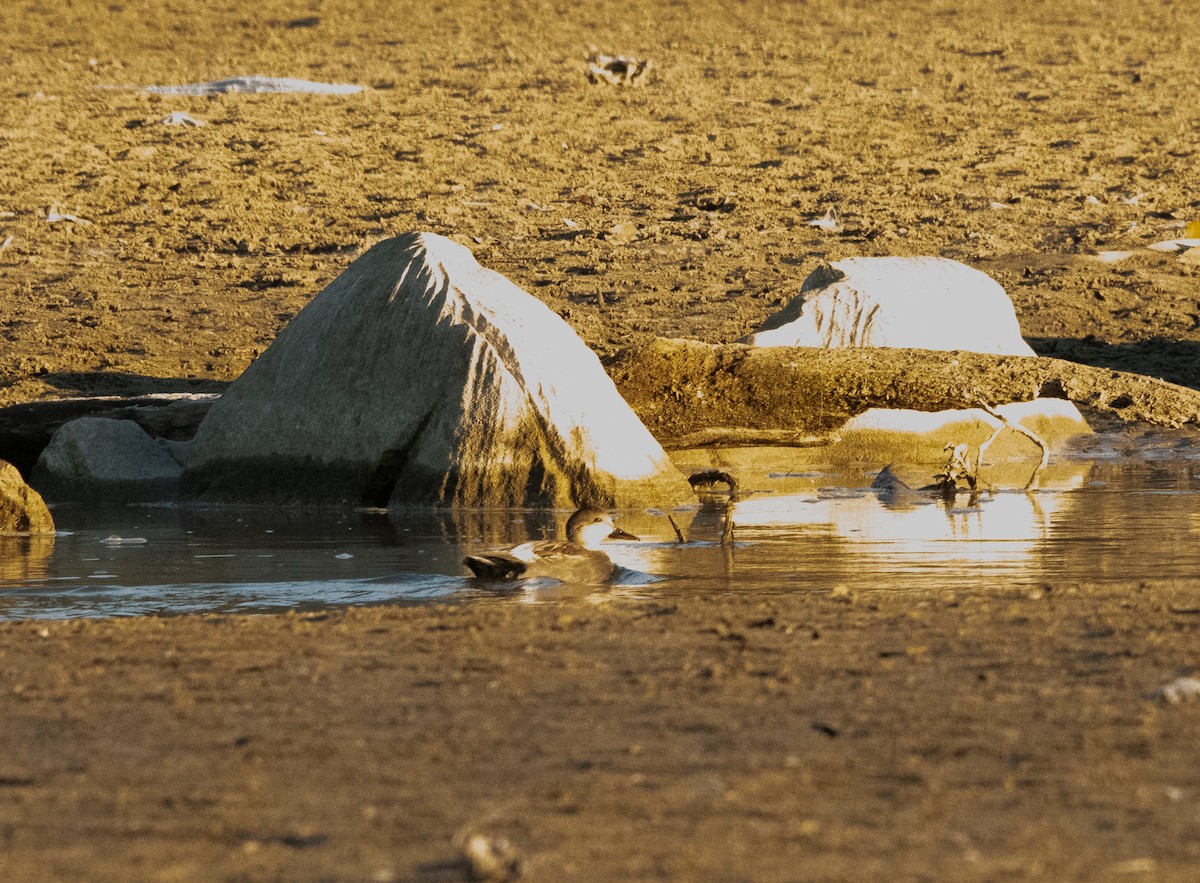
[{"left": 1029, "top": 337, "right": 1200, "bottom": 391}]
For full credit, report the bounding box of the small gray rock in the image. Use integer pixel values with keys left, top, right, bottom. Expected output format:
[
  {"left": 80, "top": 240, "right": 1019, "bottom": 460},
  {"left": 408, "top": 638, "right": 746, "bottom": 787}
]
[{"left": 33, "top": 417, "right": 183, "bottom": 501}]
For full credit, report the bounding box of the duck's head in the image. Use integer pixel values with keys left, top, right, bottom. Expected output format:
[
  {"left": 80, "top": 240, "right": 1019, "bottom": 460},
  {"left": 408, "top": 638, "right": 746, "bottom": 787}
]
[{"left": 566, "top": 507, "right": 639, "bottom": 549}]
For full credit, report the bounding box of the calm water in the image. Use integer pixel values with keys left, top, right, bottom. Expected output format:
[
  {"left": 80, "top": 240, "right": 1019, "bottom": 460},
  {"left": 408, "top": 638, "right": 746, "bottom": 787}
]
[{"left": 2, "top": 444, "right": 1199, "bottom": 620}]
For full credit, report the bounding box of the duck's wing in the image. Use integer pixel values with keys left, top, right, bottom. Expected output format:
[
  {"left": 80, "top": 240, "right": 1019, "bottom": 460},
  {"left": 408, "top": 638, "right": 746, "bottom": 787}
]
[
  {"left": 505, "top": 541, "right": 542, "bottom": 562},
  {"left": 526, "top": 540, "right": 586, "bottom": 559}
]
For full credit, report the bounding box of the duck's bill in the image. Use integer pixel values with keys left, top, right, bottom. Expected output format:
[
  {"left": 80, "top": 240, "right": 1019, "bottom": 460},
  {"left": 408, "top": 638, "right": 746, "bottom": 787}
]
[{"left": 607, "top": 526, "right": 639, "bottom": 541}]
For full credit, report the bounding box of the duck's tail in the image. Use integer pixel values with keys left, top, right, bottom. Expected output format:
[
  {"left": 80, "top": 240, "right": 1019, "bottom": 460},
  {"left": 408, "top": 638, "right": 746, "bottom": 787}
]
[{"left": 463, "top": 554, "right": 527, "bottom": 580}]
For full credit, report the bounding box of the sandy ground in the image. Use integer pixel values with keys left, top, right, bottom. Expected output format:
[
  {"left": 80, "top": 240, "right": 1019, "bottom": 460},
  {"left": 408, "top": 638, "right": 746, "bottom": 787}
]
[{"left": 2, "top": 0, "right": 1200, "bottom": 879}]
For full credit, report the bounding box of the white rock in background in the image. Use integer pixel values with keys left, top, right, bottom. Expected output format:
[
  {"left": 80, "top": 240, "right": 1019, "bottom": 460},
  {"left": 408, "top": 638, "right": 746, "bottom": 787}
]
[
  {"left": 740, "top": 256, "right": 1089, "bottom": 443},
  {"left": 32, "top": 417, "right": 183, "bottom": 499},
  {"left": 184, "top": 232, "right": 693, "bottom": 509},
  {"left": 743, "top": 257, "right": 1036, "bottom": 356},
  {"left": 1147, "top": 238, "right": 1200, "bottom": 253}
]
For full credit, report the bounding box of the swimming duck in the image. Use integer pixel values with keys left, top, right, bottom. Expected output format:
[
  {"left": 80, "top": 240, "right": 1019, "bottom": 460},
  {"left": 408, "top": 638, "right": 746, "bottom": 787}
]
[{"left": 463, "top": 507, "right": 638, "bottom": 583}]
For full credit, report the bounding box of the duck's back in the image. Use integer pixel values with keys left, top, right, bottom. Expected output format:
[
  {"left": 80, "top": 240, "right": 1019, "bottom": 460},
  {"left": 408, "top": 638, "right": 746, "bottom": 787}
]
[{"left": 463, "top": 539, "right": 614, "bottom": 582}]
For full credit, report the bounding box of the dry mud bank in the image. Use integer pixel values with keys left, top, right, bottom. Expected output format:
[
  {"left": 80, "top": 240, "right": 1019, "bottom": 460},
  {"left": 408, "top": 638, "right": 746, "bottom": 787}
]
[
  {"left": 3, "top": 586, "right": 1200, "bottom": 882},
  {"left": 1, "top": 0, "right": 1199, "bottom": 408}
]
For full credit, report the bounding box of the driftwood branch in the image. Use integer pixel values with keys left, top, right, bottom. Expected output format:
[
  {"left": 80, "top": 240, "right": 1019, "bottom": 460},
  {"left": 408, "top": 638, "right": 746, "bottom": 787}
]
[
  {"left": 975, "top": 398, "right": 1050, "bottom": 488},
  {"left": 668, "top": 429, "right": 836, "bottom": 449},
  {"left": 666, "top": 514, "right": 686, "bottom": 544}
]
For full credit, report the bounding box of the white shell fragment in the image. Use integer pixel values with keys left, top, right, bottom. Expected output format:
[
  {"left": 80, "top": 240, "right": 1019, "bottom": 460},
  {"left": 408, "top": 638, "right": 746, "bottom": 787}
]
[
  {"left": 161, "top": 111, "right": 206, "bottom": 127},
  {"left": 461, "top": 834, "right": 523, "bottom": 882},
  {"left": 806, "top": 209, "right": 842, "bottom": 232},
  {"left": 45, "top": 206, "right": 91, "bottom": 225},
  {"left": 1155, "top": 676, "right": 1200, "bottom": 704},
  {"left": 587, "top": 53, "right": 653, "bottom": 87},
  {"left": 1146, "top": 238, "right": 1200, "bottom": 253},
  {"left": 146, "top": 76, "right": 363, "bottom": 95}
]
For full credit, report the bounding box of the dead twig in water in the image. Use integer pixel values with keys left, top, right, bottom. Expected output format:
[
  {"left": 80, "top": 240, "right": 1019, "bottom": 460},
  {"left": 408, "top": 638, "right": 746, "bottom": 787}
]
[
  {"left": 666, "top": 514, "right": 686, "bottom": 544},
  {"left": 976, "top": 423, "right": 1006, "bottom": 472},
  {"left": 721, "top": 509, "right": 735, "bottom": 547}
]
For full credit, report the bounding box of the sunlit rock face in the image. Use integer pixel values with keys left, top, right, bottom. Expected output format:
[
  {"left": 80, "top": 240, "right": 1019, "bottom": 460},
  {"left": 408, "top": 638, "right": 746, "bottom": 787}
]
[
  {"left": 0, "top": 460, "right": 54, "bottom": 534},
  {"left": 183, "top": 232, "right": 693, "bottom": 509},
  {"left": 742, "top": 257, "right": 1036, "bottom": 357},
  {"left": 31, "top": 417, "right": 183, "bottom": 501}
]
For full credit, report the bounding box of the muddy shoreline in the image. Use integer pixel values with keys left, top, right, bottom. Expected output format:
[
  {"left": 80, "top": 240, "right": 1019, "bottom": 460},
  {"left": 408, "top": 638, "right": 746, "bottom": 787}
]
[{"left": 4, "top": 586, "right": 1200, "bottom": 881}]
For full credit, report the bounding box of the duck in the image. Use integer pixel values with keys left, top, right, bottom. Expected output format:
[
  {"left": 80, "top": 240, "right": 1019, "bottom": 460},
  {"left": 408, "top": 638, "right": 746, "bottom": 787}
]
[{"left": 463, "top": 507, "right": 638, "bottom": 583}]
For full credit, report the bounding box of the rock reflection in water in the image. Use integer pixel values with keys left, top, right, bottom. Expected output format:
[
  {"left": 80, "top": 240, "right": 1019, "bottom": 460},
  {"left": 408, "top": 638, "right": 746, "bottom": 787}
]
[
  {"left": 0, "top": 535, "right": 54, "bottom": 581},
  {"left": 733, "top": 486, "right": 1067, "bottom": 565},
  {"left": 419, "top": 507, "right": 561, "bottom": 552},
  {"left": 605, "top": 461, "right": 1093, "bottom": 592}
]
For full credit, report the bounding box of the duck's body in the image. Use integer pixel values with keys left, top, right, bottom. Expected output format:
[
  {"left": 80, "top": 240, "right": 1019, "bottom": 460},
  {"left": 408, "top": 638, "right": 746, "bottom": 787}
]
[{"left": 463, "top": 508, "right": 637, "bottom": 583}]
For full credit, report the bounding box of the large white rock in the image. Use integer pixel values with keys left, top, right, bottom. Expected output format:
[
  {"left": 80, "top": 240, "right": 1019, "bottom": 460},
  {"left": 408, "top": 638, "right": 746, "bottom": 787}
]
[
  {"left": 32, "top": 417, "right": 183, "bottom": 500},
  {"left": 743, "top": 257, "right": 1036, "bottom": 356},
  {"left": 183, "top": 232, "right": 693, "bottom": 509}
]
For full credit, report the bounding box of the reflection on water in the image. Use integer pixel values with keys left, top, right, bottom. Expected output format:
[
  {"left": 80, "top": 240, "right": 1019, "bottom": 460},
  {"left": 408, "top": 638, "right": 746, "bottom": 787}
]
[
  {"left": 0, "top": 535, "right": 54, "bottom": 582},
  {"left": 1, "top": 455, "right": 1199, "bottom": 619}
]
